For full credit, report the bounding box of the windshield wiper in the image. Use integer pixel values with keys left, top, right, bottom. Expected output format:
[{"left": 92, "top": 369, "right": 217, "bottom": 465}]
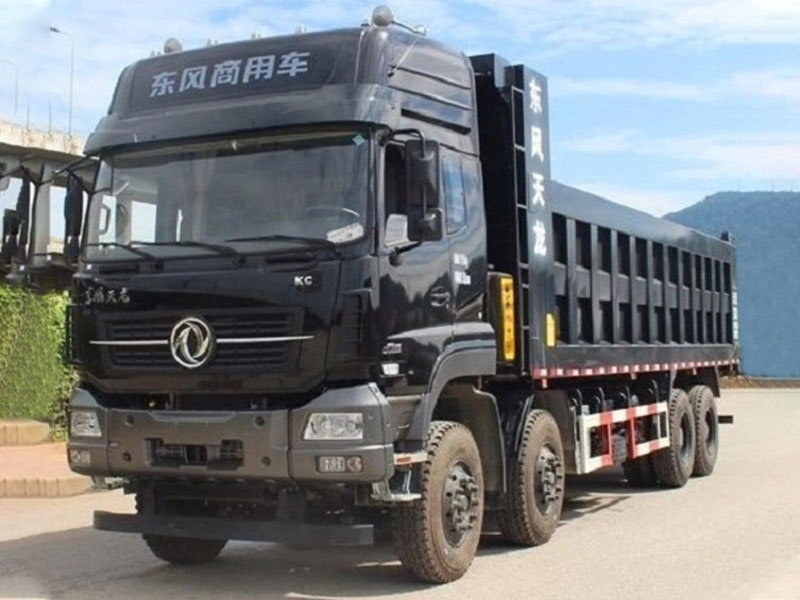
[
  {"left": 130, "top": 240, "right": 242, "bottom": 258},
  {"left": 224, "top": 234, "right": 339, "bottom": 253},
  {"left": 84, "top": 242, "right": 159, "bottom": 261}
]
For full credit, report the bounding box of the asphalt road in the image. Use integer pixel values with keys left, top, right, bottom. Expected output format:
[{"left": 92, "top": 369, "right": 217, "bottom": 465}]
[{"left": 1, "top": 389, "right": 798, "bottom": 600}]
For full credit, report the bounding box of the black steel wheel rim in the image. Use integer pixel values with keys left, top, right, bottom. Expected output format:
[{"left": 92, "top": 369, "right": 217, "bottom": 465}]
[
  {"left": 441, "top": 460, "right": 480, "bottom": 547},
  {"left": 534, "top": 443, "right": 563, "bottom": 516}
]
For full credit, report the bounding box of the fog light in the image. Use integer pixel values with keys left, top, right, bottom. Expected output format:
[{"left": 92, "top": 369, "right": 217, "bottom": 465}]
[
  {"left": 68, "top": 448, "right": 91, "bottom": 466},
  {"left": 70, "top": 410, "right": 101, "bottom": 438},
  {"left": 303, "top": 413, "right": 363, "bottom": 440},
  {"left": 317, "top": 456, "right": 346, "bottom": 473}
]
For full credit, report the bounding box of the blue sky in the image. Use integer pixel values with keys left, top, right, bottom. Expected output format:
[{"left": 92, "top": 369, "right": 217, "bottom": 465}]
[{"left": 1, "top": 0, "right": 799, "bottom": 216}]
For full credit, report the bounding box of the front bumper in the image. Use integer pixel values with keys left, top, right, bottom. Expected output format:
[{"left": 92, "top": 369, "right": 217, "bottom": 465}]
[
  {"left": 67, "top": 384, "right": 394, "bottom": 483},
  {"left": 94, "top": 511, "right": 374, "bottom": 547}
]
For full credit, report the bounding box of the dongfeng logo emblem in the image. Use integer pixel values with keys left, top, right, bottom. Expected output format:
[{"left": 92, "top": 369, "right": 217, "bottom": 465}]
[{"left": 170, "top": 317, "right": 214, "bottom": 369}]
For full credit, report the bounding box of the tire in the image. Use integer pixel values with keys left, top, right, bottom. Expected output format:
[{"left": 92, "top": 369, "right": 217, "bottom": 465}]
[
  {"left": 497, "top": 409, "right": 565, "bottom": 546},
  {"left": 143, "top": 535, "right": 227, "bottom": 565},
  {"left": 393, "top": 421, "right": 484, "bottom": 583},
  {"left": 652, "top": 389, "right": 696, "bottom": 488},
  {"left": 688, "top": 385, "right": 719, "bottom": 476},
  {"left": 623, "top": 454, "right": 658, "bottom": 487}
]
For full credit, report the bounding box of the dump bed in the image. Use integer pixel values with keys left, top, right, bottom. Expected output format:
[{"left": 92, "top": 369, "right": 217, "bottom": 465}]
[{"left": 471, "top": 54, "right": 738, "bottom": 378}]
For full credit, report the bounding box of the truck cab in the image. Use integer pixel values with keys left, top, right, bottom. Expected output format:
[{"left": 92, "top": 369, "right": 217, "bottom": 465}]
[{"left": 65, "top": 21, "right": 496, "bottom": 463}]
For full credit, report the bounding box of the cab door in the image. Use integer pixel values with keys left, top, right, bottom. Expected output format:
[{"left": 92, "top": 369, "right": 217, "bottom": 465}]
[
  {"left": 442, "top": 153, "right": 486, "bottom": 324},
  {"left": 378, "top": 144, "right": 453, "bottom": 395}
]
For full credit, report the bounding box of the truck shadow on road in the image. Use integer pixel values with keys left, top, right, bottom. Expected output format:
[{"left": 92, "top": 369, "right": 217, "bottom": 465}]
[
  {"left": 0, "top": 469, "right": 663, "bottom": 599},
  {"left": 561, "top": 467, "right": 662, "bottom": 522},
  {"left": 478, "top": 467, "right": 662, "bottom": 556}
]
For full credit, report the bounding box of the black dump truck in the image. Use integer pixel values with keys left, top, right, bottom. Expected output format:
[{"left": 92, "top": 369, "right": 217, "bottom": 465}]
[{"left": 0, "top": 6, "right": 738, "bottom": 583}]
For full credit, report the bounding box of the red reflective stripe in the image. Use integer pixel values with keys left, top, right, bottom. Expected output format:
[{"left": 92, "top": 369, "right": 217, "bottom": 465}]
[{"left": 536, "top": 358, "right": 735, "bottom": 379}]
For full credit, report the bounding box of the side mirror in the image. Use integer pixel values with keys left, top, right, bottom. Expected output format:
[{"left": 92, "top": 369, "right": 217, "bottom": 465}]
[
  {"left": 405, "top": 139, "right": 443, "bottom": 242},
  {"left": 1, "top": 209, "right": 20, "bottom": 270},
  {"left": 405, "top": 139, "right": 440, "bottom": 209},
  {"left": 408, "top": 207, "right": 443, "bottom": 243},
  {"left": 64, "top": 177, "right": 84, "bottom": 265},
  {"left": 15, "top": 173, "right": 30, "bottom": 251}
]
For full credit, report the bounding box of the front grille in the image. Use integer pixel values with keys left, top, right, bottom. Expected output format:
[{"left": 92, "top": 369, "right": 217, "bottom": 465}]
[
  {"left": 101, "top": 309, "right": 302, "bottom": 370},
  {"left": 107, "top": 311, "right": 295, "bottom": 341},
  {"left": 109, "top": 343, "right": 290, "bottom": 368}
]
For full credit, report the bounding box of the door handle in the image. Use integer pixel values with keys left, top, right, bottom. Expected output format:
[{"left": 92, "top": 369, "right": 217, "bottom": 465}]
[{"left": 429, "top": 289, "right": 451, "bottom": 307}]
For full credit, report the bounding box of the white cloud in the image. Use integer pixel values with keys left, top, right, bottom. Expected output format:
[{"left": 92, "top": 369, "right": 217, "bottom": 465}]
[
  {"left": 553, "top": 77, "right": 710, "bottom": 102},
  {"left": 562, "top": 130, "right": 800, "bottom": 184},
  {"left": 0, "top": 0, "right": 797, "bottom": 218},
  {"left": 730, "top": 68, "right": 800, "bottom": 103},
  {"left": 0, "top": 0, "right": 379, "bottom": 134},
  {"left": 560, "top": 129, "right": 638, "bottom": 153},
  {"left": 1, "top": 1, "right": 799, "bottom": 135},
  {"left": 553, "top": 68, "right": 800, "bottom": 105},
  {"left": 467, "top": 0, "right": 800, "bottom": 52}
]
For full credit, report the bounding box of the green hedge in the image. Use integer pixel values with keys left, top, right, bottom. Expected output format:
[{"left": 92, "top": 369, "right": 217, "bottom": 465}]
[{"left": 0, "top": 285, "right": 76, "bottom": 434}]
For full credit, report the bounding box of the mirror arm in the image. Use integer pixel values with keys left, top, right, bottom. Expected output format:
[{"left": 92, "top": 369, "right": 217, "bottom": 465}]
[
  {"left": 53, "top": 153, "right": 98, "bottom": 187},
  {"left": 388, "top": 240, "right": 421, "bottom": 266},
  {"left": 380, "top": 128, "right": 426, "bottom": 149}
]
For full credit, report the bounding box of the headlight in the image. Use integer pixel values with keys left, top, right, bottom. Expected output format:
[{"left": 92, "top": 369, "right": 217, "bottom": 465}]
[
  {"left": 303, "top": 413, "right": 363, "bottom": 441},
  {"left": 70, "top": 410, "right": 101, "bottom": 438}
]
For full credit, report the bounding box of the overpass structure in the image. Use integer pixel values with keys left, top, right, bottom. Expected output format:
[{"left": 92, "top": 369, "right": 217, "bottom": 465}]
[
  {"left": 0, "top": 119, "right": 87, "bottom": 281},
  {"left": 0, "top": 119, "right": 84, "bottom": 178}
]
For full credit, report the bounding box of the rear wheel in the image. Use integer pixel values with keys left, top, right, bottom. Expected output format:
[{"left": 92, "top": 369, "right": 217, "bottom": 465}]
[
  {"left": 393, "top": 421, "right": 484, "bottom": 583},
  {"left": 497, "top": 409, "right": 565, "bottom": 546},
  {"left": 143, "top": 535, "right": 226, "bottom": 565},
  {"left": 688, "top": 385, "right": 719, "bottom": 476},
  {"left": 652, "top": 389, "right": 696, "bottom": 488}
]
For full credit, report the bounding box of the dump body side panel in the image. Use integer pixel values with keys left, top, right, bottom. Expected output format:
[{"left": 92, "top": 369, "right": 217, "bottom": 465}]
[
  {"left": 471, "top": 54, "right": 738, "bottom": 377},
  {"left": 540, "top": 182, "right": 738, "bottom": 376}
]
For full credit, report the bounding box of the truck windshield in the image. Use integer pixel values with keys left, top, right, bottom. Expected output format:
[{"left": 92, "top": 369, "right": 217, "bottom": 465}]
[{"left": 83, "top": 132, "right": 369, "bottom": 261}]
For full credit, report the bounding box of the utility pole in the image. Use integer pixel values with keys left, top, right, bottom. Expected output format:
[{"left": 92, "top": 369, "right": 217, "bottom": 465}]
[{"left": 49, "top": 26, "right": 74, "bottom": 136}]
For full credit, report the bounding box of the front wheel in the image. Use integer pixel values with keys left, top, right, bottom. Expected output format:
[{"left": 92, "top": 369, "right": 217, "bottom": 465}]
[
  {"left": 393, "top": 421, "right": 484, "bottom": 583},
  {"left": 143, "top": 535, "right": 227, "bottom": 565},
  {"left": 497, "top": 409, "right": 565, "bottom": 546}
]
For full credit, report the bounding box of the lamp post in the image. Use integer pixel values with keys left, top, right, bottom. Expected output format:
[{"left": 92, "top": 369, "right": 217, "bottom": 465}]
[
  {"left": 0, "top": 58, "right": 18, "bottom": 119},
  {"left": 48, "top": 26, "right": 74, "bottom": 136}
]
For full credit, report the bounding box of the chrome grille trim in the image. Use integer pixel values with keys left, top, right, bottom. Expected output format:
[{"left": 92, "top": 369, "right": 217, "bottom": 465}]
[
  {"left": 90, "top": 340, "right": 170, "bottom": 346},
  {"left": 90, "top": 335, "right": 312, "bottom": 346}
]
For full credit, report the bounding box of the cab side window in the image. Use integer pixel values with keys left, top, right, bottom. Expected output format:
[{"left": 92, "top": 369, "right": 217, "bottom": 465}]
[
  {"left": 442, "top": 154, "right": 466, "bottom": 234},
  {"left": 461, "top": 157, "right": 482, "bottom": 216},
  {"left": 384, "top": 144, "right": 406, "bottom": 220}
]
